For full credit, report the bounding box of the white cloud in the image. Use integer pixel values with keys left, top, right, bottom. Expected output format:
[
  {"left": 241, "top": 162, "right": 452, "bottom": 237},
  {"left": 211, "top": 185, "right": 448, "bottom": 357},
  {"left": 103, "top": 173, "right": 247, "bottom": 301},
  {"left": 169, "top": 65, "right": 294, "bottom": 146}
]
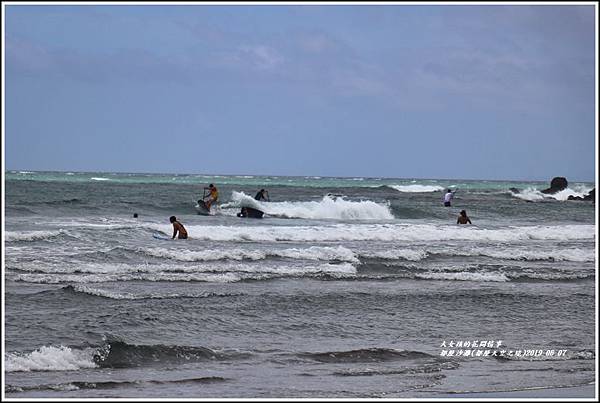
[{"left": 239, "top": 45, "right": 285, "bottom": 70}]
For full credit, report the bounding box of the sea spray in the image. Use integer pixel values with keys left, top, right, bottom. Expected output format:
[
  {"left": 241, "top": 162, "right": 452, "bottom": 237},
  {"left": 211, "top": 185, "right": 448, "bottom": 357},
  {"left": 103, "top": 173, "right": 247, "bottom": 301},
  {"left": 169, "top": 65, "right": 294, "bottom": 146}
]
[{"left": 221, "top": 191, "right": 394, "bottom": 220}]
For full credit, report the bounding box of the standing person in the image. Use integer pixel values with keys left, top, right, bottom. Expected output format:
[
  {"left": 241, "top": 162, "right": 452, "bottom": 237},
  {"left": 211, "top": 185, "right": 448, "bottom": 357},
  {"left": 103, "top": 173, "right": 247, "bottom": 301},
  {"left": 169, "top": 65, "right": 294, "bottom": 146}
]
[
  {"left": 254, "top": 189, "right": 270, "bottom": 201},
  {"left": 170, "top": 216, "right": 188, "bottom": 239},
  {"left": 457, "top": 210, "right": 472, "bottom": 225},
  {"left": 443, "top": 189, "right": 455, "bottom": 207},
  {"left": 203, "top": 184, "right": 219, "bottom": 210}
]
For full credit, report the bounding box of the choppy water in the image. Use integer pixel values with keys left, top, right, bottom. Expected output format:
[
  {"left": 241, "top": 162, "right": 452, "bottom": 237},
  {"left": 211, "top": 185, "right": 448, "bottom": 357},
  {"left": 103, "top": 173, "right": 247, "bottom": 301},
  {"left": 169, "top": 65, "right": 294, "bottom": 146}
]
[{"left": 3, "top": 170, "right": 596, "bottom": 398}]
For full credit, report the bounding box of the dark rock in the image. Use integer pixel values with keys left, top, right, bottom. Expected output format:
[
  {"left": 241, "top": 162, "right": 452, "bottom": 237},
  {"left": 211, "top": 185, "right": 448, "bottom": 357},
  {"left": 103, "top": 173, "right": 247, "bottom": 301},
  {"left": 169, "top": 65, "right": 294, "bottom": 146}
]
[
  {"left": 585, "top": 188, "right": 595, "bottom": 201},
  {"left": 508, "top": 187, "right": 520, "bottom": 194},
  {"left": 568, "top": 188, "right": 595, "bottom": 202},
  {"left": 541, "top": 177, "right": 568, "bottom": 194}
]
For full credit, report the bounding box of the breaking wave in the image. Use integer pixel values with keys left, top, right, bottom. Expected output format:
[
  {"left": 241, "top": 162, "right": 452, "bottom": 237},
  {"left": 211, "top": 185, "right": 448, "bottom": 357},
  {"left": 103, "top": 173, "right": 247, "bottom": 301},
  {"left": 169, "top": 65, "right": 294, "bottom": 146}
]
[
  {"left": 145, "top": 223, "right": 595, "bottom": 243},
  {"left": 221, "top": 192, "right": 394, "bottom": 220},
  {"left": 510, "top": 185, "right": 594, "bottom": 202},
  {"left": 62, "top": 285, "right": 241, "bottom": 300},
  {"left": 5, "top": 338, "right": 250, "bottom": 373},
  {"left": 5, "top": 346, "right": 98, "bottom": 372},
  {"left": 387, "top": 184, "right": 445, "bottom": 193},
  {"left": 8, "top": 262, "right": 358, "bottom": 284},
  {"left": 5, "top": 230, "right": 65, "bottom": 242},
  {"left": 137, "top": 245, "right": 359, "bottom": 263},
  {"left": 360, "top": 246, "right": 594, "bottom": 263}
]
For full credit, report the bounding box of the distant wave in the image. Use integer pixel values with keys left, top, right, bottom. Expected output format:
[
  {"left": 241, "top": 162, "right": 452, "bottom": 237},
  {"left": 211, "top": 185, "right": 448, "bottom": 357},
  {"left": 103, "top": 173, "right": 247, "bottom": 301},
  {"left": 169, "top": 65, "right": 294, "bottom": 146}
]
[
  {"left": 5, "top": 230, "right": 65, "bottom": 242},
  {"left": 90, "top": 177, "right": 110, "bottom": 181},
  {"left": 387, "top": 184, "right": 444, "bottom": 193},
  {"left": 379, "top": 266, "right": 594, "bottom": 282},
  {"left": 221, "top": 192, "right": 394, "bottom": 220},
  {"left": 62, "top": 285, "right": 242, "bottom": 300},
  {"left": 360, "top": 247, "right": 595, "bottom": 263},
  {"left": 415, "top": 271, "right": 510, "bottom": 282},
  {"left": 509, "top": 185, "right": 594, "bottom": 202},
  {"left": 6, "top": 377, "right": 226, "bottom": 393},
  {"left": 334, "top": 361, "right": 459, "bottom": 377},
  {"left": 360, "top": 250, "right": 430, "bottom": 261},
  {"left": 298, "top": 348, "right": 433, "bottom": 363},
  {"left": 8, "top": 260, "right": 592, "bottom": 284},
  {"left": 137, "top": 245, "right": 359, "bottom": 263},
  {"left": 9, "top": 262, "right": 358, "bottom": 284}
]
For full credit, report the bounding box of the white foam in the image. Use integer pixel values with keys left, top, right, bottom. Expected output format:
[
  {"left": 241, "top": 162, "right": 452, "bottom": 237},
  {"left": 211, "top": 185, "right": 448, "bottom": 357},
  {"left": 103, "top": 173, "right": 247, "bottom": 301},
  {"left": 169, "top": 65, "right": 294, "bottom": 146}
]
[
  {"left": 10, "top": 262, "right": 357, "bottom": 283},
  {"left": 145, "top": 222, "right": 595, "bottom": 243},
  {"left": 415, "top": 272, "right": 510, "bottom": 282},
  {"left": 5, "top": 346, "right": 97, "bottom": 372},
  {"left": 71, "top": 285, "right": 138, "bottom": 300},
  {"left": 139, "top": 245, "right": 358, "bottom": 263},
  {"left": 90, "top": 177, "right": 110, "bottom": 181},
  {"left": 360, "top": 249, "right": 429, "bottom": 261},
  {"left": 469, "top": 247, "right": 595, "bottom": 262},
  {"left": 511, "top": 185, "right": 594, "bottom": 202},
  {"left": 387, "top": 184, "right": 445, "bottom": 193},
  {"left": 69, "top": 285, "right": 230, "bottom": 300},
  {"left": 5, "top": 230, "right": 64, "bottom": 242},
  {"left": 222, "top": 192, "right": 394, "bottom": 220}
]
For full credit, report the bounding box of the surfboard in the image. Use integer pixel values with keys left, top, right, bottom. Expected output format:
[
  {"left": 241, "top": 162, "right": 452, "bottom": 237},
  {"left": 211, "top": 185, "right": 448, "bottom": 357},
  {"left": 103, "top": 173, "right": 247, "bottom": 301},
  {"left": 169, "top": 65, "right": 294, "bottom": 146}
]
[
  {"left": 153, "top": 233, "right": 171, "bottom": 241},
  {"left": 237, "top": 207, "right": 264, "bottom": 218},
  {"left": 195, "top": 200, "right": 211, "bottom": 216}
]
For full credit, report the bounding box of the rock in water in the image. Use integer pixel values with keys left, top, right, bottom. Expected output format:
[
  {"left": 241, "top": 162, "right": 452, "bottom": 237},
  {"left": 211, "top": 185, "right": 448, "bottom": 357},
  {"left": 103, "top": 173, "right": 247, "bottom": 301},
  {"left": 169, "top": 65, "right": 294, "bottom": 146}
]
[
  {"left": 586, "top": 188, "right": 596, "bottom": 201},
  {"left": 569, "top": 188, "right": 596, "bottom": 202},
  {"left": 541, "top": 177, "right": 568, "bottom": 194}
]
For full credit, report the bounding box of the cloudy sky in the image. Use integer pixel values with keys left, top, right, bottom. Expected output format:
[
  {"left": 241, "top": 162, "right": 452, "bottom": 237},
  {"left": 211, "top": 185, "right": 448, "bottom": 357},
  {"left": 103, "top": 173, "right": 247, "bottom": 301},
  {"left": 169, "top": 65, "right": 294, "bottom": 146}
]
[{"left": 4, "top": 4, "right": 596, "bottom": 181}]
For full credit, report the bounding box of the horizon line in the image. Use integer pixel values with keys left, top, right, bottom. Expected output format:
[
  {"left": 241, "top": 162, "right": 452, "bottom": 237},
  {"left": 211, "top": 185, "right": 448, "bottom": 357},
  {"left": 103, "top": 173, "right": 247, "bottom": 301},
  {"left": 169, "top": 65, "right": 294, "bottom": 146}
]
[{"left": 4, "top": 168, "right": 596, "bottom": 184}]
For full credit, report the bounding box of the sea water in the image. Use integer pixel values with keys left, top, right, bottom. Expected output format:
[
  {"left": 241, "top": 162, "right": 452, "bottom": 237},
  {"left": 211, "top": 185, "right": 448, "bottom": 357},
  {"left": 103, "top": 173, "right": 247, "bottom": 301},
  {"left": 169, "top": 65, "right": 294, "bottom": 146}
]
[{"left": 3, "top": 171, "right": 596, "bottom": 397}]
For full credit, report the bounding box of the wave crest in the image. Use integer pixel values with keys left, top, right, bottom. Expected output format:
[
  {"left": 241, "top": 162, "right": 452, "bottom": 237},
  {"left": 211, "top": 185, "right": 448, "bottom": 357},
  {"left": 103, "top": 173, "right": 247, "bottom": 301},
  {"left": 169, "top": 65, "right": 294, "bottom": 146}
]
[
  {"left": 5, "top": 230, "right": 65, "bottom": 242},
  {"left": 222, "top": 192, "right": 394, "bottom": 220},
  {"left": 5, "top": 346, "right": 98, "bottom": 372},
  {"left": 387, "top": 184, "right": 444, "bottom": 193},
  {"left": 510, "top": 185, "right": 594, "bottom": 202}
]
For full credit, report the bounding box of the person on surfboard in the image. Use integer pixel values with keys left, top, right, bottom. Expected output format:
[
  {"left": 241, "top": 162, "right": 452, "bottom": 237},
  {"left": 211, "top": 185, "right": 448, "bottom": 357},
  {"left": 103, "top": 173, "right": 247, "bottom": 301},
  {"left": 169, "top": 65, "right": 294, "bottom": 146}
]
[
  {"left": 170, "top": 216, "right": 188, "bottom": 239},
  {"left": 203, "top": 184, "right": 219, "bottom": 210},
  {"left": 254, "top": 189, "right": 270, "bottom": 201}
]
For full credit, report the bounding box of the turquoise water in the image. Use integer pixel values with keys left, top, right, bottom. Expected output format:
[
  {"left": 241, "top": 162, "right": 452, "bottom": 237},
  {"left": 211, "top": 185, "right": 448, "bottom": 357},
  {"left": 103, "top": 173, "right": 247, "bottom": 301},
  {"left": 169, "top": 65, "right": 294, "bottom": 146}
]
[{"left": 7, "top": 169, "right": 589, "bottom": 190}]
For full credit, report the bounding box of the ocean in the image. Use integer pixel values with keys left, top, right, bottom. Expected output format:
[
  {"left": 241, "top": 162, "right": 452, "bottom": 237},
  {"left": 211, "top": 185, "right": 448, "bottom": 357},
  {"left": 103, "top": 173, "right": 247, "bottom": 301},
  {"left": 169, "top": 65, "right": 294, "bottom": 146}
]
[{"left": 3, "top": 170, "right": 596, "bottom": 398}]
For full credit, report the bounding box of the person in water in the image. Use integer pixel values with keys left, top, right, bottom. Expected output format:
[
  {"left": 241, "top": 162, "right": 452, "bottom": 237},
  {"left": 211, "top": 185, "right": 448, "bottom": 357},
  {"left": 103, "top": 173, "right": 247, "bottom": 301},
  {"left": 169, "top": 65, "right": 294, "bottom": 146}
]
[
  {"left": 170, "top": 216, "right": 188, "bottom": 239},
  {"left": 203, "top": 184, "right": 219, "bottom": 210},
  {"left": 255, "top": 189, "right": 270, "bottom": 201},
  {"left": 443, "top": 189, "right": 455, "bottom": 207},
  {"left": 457, "top": 210, "right": 472, "bottom": 225}
]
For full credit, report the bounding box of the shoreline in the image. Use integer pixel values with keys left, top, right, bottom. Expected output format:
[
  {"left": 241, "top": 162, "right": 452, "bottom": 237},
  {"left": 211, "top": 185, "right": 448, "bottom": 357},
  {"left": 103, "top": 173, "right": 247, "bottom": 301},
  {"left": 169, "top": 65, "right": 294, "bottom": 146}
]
[{"left": 431, "top": 383, "right": 596, "bottom": 399}]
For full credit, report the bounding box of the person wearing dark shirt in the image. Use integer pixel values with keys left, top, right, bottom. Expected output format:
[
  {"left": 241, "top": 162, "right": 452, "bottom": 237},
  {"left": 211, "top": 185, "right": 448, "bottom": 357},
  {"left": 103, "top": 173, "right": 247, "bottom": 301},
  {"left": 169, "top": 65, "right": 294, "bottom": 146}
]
[{"left": 255, "top": 189, "right": 269, "bottom": 201}]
